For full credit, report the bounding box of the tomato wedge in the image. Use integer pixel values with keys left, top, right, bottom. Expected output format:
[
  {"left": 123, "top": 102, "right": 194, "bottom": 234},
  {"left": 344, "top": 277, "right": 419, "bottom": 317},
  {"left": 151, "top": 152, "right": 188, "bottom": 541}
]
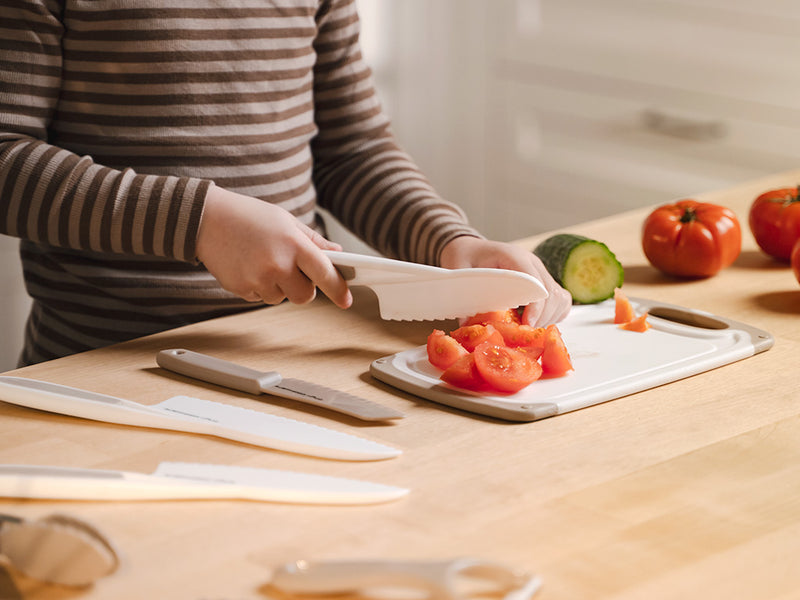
[
  {"left": 427, "top": 329, "right": 468, "bottom": 370},
  {"left": 473, "top": 342, "right": 542, "bottom": 393},
  {"left": 493, "top": 321, "right": 547, "bottom": 350},
  {"left": 450, "top": 323, "right": 504, "bottom": 352},
  {"left": 619, "top": 312, "right": 651, "bottom": 332},
  {"left": 440, "top": 354, "right": 487, "bottom": 391},
  {"left": 540, "top": 325, "right": 574, "bottom": 376},
  {"left": 613, "top": 288, "right": 635, "bottom": 324},
  {"left": 463, "top": 309, "right": 521, "bottom": 327}
]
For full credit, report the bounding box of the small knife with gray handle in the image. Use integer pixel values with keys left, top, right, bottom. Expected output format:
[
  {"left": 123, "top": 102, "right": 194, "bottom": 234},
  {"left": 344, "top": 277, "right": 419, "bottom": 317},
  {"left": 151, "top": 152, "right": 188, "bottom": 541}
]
[{"left": 156, "top": 349, "right": 404, "bottom": 422}]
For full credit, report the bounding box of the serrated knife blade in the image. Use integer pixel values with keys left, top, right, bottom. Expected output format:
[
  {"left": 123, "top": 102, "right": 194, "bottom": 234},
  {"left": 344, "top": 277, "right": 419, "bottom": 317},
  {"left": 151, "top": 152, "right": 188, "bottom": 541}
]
[
  {"left": 156, "top": 349, "right": 404, "bottom": 421},
  {"left": 324, "top": 250, "right": 549, "bottom": 321}
]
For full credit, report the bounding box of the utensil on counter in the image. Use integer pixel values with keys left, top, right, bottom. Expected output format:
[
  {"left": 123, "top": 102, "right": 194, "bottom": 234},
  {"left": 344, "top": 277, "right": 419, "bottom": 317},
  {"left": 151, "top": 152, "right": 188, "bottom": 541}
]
[
  {"left": 0, "top": 376, "right": 400, "bottom": 461},
  {"left": 156, "top": 348, "right": 404, "bottom": 422},
  {"left": 324, "top": 250, "right": 548, "bottom": 321},
  {"left": 0, "top": 463, "right": 408, "bottom": 505},
  {"left": 371, "top": 297, "right": 774, "bottom": 421},
  {"left": 0, "top": 512, "right": 119, "bottom": 587},
  {"left": 270, "top": 557, "right": 542, "bottom": 600}
]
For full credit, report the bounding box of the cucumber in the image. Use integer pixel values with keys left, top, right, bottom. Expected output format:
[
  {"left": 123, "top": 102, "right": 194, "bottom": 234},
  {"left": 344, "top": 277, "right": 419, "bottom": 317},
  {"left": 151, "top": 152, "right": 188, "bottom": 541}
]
[{"left": 533, "top": 233, "right": 624, "bottom": 304}]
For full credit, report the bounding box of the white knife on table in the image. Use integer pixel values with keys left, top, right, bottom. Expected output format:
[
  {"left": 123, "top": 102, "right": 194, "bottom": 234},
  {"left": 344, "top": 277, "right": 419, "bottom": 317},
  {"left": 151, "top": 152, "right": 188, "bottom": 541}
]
[
  {"left": 0, "top": 376, "right": 400, "bottom": 461},
  {"left": 0, "top": 462, "right": 408, "bottom": 505},
  {"left": 324, "top": 250, "right": 549, "bottom": 321}
]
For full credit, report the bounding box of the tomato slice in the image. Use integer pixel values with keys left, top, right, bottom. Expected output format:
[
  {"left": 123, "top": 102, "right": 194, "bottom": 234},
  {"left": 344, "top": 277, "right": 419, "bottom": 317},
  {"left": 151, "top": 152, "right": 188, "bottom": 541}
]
[
  {"left": 450, "top": 323, "right": 505, "bottom": 352},
  {"left": 426, "top": 329, "right": 469, "bottom": 370},
  {"left": 440, "top": 354, "right": 488, "bottom": 392},
  {"left": 613, "top": 288, "right": 635, "bottom": 324},
  {"left": 463, "top": 309, "right": 521, "bottom": 327},
  {"left": 493, "top": 321, "right": 547, "bottom": 350},
  {"left": 515, "top": 345, "right": 545, "bottom": 361},
  {"left": 540, "top": 324, "right": 574, "bottom": 377},
  {"left": 619, "top": 312, "right": 650, "bottom": 332},
  {"left": 473, "top": 342, "right": 542, "bottom": 393}
]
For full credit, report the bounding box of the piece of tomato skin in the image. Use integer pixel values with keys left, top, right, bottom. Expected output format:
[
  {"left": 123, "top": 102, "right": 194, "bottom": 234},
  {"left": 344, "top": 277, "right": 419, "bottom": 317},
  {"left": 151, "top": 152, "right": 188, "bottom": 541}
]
[
  {"left": 540, "top": 324, "right": 574, "bottom": 377},
  {"left": 619, "top": 312, "right": 651, "bottom": 332},
  {"left": 426, "top": 329, "right": 469, "bottom": 370},
  {"left": 473, "top": 342, "right": 542, "bottom": 394},
  {"left": 450, "top": 323, "right": 505, "bottom": 353},
  {"left": 613, "top": 287, "right": 636, "bottom": 324}
]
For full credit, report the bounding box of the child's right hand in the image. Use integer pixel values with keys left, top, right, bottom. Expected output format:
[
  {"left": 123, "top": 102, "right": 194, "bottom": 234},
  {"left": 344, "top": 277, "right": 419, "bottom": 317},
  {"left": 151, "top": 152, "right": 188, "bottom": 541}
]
[{"left": 196, "top": 185, "right": 353, "bottom": 309}]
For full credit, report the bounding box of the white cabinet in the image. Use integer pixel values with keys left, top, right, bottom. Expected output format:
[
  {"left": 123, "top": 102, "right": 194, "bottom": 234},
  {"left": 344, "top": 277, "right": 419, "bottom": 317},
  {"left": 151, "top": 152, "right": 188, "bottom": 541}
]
[
  {"left": 483, "top": 0, "right": 800, "bottom": 239},
  {"left": 361, "top": 0, "right": 800, "bottom": 241}
]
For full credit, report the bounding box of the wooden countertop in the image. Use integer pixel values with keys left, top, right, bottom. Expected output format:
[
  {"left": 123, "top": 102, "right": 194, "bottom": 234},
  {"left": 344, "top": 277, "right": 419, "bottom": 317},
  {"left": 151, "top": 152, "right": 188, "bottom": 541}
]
[{"left": 2, "top": 169, "right": 800, "bottom": 599}]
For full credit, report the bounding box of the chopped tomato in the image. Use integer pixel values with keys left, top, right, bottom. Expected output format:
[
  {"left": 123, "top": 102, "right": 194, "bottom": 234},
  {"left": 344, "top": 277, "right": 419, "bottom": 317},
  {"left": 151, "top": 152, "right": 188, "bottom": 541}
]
[
  {"left": 473, "top": 342, "right": 542, "bottom": 393},
  {"left": 493, "top": 321, "right": 547, "bottom": 350},
  {"left": 619, "top": 312, "right": 651, "bottom": 332},
  {"left": 450, "top": 323, "right": 504, "bottom": 352},
  {"left": 427, "top": 329, "right": 469, "bottom": 370},
  {"left": 613, "top": 288, "right": 635, "bottom": 324},
  {"left": 515, "top": 345, "right": 545, "bottom": 361},
  {"left": 540, "top": 324, "right": 574, "bottom": 376},
  {"left": 463, "top": 309, "right": 521, "bottom": 327},
  {"left": 440, "top": 354, "right": 488, "bottom": 392}
]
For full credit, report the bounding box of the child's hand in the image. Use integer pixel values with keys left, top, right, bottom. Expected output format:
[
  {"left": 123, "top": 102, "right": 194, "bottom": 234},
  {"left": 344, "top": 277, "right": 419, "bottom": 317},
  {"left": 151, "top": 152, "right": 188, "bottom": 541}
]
[
  {"left": 440, "top": 236, "right": 572, "bottom": 326},
  {"left": 196, "top": 186, "right": 352, "bottom": 309}
]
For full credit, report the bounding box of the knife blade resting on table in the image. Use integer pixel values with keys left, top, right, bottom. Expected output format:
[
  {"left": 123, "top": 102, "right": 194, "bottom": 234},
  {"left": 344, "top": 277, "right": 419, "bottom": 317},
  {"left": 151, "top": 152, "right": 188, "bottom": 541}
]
[
  {"left": 0, "top": 376, "right": 400, "bottom": 461},
  {"left": 156, "top": 349, "right": 404, "bottom": 421}
]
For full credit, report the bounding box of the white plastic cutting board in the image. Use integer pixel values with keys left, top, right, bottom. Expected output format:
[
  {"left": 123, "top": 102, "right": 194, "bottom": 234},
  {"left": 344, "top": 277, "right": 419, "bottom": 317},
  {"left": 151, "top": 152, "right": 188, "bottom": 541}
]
[{"left": 370, "top": 297, "right": 774, "bottom": 421}]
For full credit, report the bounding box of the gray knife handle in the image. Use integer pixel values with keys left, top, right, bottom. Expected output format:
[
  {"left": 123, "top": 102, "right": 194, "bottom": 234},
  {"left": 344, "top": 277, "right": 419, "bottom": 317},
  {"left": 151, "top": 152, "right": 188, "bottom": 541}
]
[{"left": 156, "top": 349, "right": 281, "bottom": 395}]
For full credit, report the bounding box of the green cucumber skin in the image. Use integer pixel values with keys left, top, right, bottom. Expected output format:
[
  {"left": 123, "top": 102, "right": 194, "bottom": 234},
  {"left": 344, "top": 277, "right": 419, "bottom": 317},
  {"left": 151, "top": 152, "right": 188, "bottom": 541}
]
[
  {"left": 533, "top": 234, "right": 589, "bottom": 285},
  {"left": 533, "top": 233, "right": 624, "bottom": 304}
]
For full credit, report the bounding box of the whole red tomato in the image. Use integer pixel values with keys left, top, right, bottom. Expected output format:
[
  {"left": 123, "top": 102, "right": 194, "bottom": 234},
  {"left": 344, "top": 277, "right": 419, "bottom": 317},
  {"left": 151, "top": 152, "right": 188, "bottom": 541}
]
[
  {"left": 792, "top": 239, "right": 800, "bottom": 285},
  {"left": 642, "top": 199, "right": 741, "bottom": 278},
  {"left": 749, "top": 186, "right": 800, "bottom": 261}
]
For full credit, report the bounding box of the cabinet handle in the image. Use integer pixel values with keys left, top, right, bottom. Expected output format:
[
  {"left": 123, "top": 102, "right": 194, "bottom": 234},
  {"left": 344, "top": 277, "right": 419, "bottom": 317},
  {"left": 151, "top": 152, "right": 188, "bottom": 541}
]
[{"left": 641, "top": 109, "right": 727, "bottom": 141}]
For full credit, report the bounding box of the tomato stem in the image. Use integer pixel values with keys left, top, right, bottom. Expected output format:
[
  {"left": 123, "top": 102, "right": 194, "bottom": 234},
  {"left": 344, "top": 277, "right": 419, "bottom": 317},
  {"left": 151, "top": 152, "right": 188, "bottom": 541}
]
[{"left": 680, "top": 207, "right": 697, "bottom": 223}]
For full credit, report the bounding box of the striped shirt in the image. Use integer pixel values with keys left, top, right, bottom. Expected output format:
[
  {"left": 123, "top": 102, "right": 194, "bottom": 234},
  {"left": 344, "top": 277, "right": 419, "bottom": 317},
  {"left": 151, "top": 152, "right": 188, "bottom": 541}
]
[{"left": 0, "top": 0, "right": 480, "bottom": 365}]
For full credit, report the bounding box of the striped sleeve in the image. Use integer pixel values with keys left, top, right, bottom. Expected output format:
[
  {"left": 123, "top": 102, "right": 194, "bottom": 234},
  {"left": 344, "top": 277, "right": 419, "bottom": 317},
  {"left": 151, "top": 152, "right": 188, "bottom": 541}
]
[
  {"left": 310, "top": 0, "right": 482, "bottom": 266},
  {"left": 0, "top": 0, "right": 209, "bottom": 262}
]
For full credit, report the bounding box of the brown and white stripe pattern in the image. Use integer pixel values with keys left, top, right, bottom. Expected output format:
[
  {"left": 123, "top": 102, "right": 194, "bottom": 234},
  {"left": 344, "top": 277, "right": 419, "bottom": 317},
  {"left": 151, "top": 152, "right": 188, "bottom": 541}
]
[{"left": 0, "top": 0, "right": 480, "bottom": 365}]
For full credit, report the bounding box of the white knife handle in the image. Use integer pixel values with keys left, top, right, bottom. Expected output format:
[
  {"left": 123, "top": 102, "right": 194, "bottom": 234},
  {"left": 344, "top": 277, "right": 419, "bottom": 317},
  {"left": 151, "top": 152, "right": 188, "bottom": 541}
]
[
  {"left": 324, "top": 250, "right": 444, "bottom": 285},
  {"left": 157, "top": 349, "right": 281, "bottom": 395}
]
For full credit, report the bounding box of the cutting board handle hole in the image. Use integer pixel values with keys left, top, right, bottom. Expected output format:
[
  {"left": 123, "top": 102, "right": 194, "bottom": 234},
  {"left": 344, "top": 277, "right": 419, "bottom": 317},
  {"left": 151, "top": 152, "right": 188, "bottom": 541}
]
[{"left": 649, "top": 307, "right": 729, "bottom": 330}]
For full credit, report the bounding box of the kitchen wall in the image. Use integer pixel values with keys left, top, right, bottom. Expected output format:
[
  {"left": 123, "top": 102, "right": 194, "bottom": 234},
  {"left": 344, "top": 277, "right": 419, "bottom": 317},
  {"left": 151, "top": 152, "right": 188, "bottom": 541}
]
[{"left": 357, "top": 0, "right": 800, "bottom": 240}]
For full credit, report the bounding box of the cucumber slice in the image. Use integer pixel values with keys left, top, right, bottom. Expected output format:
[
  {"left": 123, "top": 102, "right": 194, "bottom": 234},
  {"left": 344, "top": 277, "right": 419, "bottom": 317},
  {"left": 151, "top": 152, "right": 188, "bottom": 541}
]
[{"left": 533, "top": 233, "right": 624, "bottom": 304}]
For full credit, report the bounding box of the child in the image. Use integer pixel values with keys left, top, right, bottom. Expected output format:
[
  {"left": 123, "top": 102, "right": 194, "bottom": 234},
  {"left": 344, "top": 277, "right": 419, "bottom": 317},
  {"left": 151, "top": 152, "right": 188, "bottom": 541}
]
[{"left": 0, "top": 0, "right": 569, "bottom": 366}]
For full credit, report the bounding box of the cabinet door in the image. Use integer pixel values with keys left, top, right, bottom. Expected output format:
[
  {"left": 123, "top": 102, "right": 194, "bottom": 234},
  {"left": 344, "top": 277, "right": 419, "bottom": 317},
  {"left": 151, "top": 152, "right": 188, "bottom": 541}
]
[{"left": 483, "top": 0, "right": 800, "bottom": 238}]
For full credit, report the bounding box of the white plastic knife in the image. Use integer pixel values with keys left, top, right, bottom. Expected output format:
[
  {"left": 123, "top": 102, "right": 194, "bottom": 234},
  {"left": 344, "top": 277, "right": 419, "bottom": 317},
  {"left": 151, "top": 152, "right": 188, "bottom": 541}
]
[
  {"left": 324, "top": 250, "right": 549, "bottom": 321},
  {"left": 0, "top": 376, "right": 400, "bottom": 461},
  {"left": 156, "top": 348, "right": 404, "bottom": 421},
  {"left": 0, "top": 462, "right": 409, "bottom": 505}
]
